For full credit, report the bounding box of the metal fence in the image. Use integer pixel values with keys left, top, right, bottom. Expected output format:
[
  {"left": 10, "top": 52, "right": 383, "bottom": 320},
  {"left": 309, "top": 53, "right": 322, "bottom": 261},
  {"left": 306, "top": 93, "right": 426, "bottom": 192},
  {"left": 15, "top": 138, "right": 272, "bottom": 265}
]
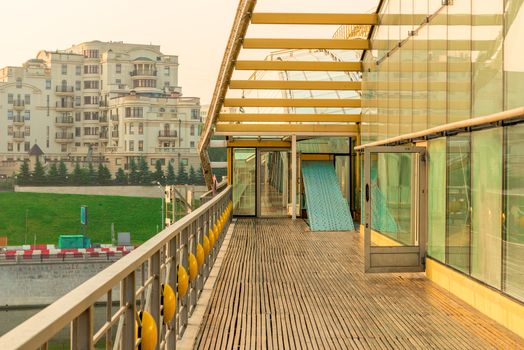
[{"left": 0, "top": 186, "right": 232, "bottom": 349}]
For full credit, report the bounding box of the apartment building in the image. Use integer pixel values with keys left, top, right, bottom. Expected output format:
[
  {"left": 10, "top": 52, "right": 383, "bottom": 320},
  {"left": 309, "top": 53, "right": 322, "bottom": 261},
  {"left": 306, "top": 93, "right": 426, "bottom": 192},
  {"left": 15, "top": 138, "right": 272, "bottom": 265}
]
[{"left": 0, "top": 40, "right": 201, "bottom": 176}]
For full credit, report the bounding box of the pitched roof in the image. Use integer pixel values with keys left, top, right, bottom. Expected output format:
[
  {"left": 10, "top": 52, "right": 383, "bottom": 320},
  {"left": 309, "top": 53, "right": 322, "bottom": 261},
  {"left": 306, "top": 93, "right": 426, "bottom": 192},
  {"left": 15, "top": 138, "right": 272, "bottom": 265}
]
[{"left": 28, "top": 144, "right": 44, "bottom": 156}]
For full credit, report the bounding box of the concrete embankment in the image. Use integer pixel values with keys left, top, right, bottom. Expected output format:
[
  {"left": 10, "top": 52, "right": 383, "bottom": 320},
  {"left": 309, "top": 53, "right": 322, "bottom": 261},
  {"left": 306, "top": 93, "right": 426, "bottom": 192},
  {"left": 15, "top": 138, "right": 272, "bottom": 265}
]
[{"left": 0, "top": 260, "right": 113, "bottom": 308}]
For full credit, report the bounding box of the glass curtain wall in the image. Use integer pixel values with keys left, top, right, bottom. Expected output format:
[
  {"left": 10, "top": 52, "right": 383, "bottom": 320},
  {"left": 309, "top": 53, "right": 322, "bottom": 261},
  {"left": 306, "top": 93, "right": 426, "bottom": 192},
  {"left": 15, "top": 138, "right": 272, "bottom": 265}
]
[
  {"left": 361, "top": 0, "right": 515, "bottom": 137},
  {"left": 425, "top": 125, "right": 524, "bottom": 302}
]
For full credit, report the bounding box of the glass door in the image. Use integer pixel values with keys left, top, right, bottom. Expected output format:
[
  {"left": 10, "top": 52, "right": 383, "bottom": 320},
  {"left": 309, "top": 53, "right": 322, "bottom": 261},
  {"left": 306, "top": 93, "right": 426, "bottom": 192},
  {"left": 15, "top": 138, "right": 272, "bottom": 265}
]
[
  {"left": 258, "top": 150, "right": 290, "bottom": 217},
  {"left": 363, "top": 146, "right": 427, "bottom": 273},
  {"left": 232, "top": 148, "right": 256, "bottom": 216}
]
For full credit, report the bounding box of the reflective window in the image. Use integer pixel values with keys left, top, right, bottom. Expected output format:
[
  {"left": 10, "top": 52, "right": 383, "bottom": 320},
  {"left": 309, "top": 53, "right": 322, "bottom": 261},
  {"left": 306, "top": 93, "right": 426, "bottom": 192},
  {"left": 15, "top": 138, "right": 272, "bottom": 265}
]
[
  {"left": 428, "top": 138, "right": 446, "bottom": 262},
  {"left": 446, "top": 135, "right": 470, "bottom": 273},
  {"left": 232, "top": 148, "right": 256, "bottom": 216},
  {"left": 471, "top": 128, "right": 502, "bottom": 288},
  {"left": 504, "top": 123, "right": 524, "bottom": 301}
]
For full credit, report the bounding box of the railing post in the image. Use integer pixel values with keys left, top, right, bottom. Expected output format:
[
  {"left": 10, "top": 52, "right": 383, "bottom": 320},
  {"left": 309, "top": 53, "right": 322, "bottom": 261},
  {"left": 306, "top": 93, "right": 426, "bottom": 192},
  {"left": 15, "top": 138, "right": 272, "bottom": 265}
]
[
  {"left": 121, "top": 272, "right": 136, "bottom": 349},
  {"left": 149, "top": 251, "right": 161, "bottom": 350},
  {"left": 166, "top": 238, "right": 177, "bottom": 349},
  {"left": 178, "top": 227, "right": 189, "bottom": 338},
  {"left": 70, "top": 305, "right": 93, "bottom": 350}
]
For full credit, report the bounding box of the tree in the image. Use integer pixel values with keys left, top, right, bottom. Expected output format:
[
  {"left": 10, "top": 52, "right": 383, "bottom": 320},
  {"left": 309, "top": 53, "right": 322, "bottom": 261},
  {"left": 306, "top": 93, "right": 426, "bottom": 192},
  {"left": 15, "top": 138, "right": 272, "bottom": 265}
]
[
  {"left": 87, "top": 163, "right": 97, "bottom": 185},
  {"left": 98, "top": 164, "right": 111, "bottom": 184},
  {"left": 72, "top": 162, "right": 83, "bottom": 185},
  {"left": 128, "top": 158, "right": 139, "bottom": 185},
  {"left": 47, "top": 163, "right": 59, "bottom": 185},
  {"left": 138, "top": 157, "right": 150, "bottom": 184},
  {"left": 32, "top": 158, "right": 46, "bottom": 185},
  {"left": 58, "top": 160, "right": 68, "bottom": 184},
  {"left": 177, "top": 161, "right": 188, "bottom": 184},
  {"left": 166, "top": 162, "right": 176, "bottom": 185},
  {"left": 152, "top": 160, "right": 164, "bottom": 184},
  {"left": 115, "top": 168, "right": 127, "bottom": 185},
  {"left": 18, "top": 160, "right": 30, "bottom": 185},
  {"left": 196, "top": 165, "right": 205, "bottom": 186},
  {"left": 188, "top": 165, "right": 197, "bottom": 185}
]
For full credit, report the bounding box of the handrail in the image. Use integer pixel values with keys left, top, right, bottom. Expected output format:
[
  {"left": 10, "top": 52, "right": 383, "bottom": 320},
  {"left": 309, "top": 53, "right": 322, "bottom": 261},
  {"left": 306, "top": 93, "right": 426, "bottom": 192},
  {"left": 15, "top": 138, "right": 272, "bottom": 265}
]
[
  {"left": 355, "top": 106, "right": 524, "bottom": 151},
  {"left": 0, "top": 186, "right": 233, "bottom": 349}
]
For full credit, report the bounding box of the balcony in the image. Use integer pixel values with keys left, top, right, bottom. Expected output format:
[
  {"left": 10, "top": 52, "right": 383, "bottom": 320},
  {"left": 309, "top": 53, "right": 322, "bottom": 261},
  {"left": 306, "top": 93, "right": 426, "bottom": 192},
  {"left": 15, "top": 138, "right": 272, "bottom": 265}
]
[
  {"left": 158, "top": 130, "right": 178, "bottom": 140},
  {"left": 125, "top": 113, "right": 143, "bottom": 119},
  {"left": 55, "top": 132, "right": 74, "bottom": 142},
  {"left": 110, "top": 115, "right": 119, "bottom": 122},
  {"left": 99, "top": 115, "right": 108, "bottom": 123},
  {"left": 12, "top": 131, "right": 25, "bottom": 141},
  {"left": 130, "top": 69, "right": 157, "bottom": 77},
  {"left": 99, "top": 131, "right": 108, "bottom": 140},
  {"left": 13, "top": 100, "right": 25, "bottom": 111},
  {"left": 12, "top": 115, "right": 25, "bottom": 126},
  {"left": 99, "top": 100, "right": 109, "bottom": 108},
  {"left": 55, "top": 86, "right": 74, "bottom": 95},
  {"left": 56, "top": 101, "right": 74, "bottom": 111},
  {"left": 55, "top": 116, "right": 74, "bottom": 126},
  {"left": 111, "top": 131, "right": 119, "bottom": 138}
]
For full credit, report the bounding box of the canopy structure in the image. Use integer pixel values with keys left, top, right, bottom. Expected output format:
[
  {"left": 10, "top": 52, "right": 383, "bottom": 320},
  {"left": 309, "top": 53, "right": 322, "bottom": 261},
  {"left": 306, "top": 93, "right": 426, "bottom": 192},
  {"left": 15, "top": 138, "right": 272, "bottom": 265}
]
[{"left": 198, "top": 0, "right": 380, "bottom": 188}]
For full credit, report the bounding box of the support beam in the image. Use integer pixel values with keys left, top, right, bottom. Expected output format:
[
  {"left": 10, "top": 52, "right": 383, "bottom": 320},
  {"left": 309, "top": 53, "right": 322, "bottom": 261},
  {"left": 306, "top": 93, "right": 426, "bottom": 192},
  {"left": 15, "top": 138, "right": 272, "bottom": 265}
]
[
  {"left": 219, "top": 113, "right": 361, "bottom": 123},
  {"left": 235, "top": 60, "right": 362, "bottom": 71},
  {"left": 223, "top": 98, "right": 361, "bottom": 108},
  {"left": 229, "top": 80, "right": 361, "bottom": 90},
  {"left": 291, "top": 134, "right": 297, "bottom": 220},
  {"left": 227, "top": 140, "right": 291, "bottom": 148},
  {"left": 242, "top": 38, "right": 370, "bottom": 50},
  {"left": 251, "top": 13, "right": 378, "bottom": 25},
  {"left": 216, "top": 123, "right": 359, "bottom": 134}
]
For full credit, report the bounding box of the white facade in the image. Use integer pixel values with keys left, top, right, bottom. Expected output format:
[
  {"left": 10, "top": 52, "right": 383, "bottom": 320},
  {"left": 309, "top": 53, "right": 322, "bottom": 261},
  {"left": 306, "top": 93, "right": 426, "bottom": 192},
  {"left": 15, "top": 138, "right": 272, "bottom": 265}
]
[{"left": 0, "top": 41, "right": 201, "bottom": 176}]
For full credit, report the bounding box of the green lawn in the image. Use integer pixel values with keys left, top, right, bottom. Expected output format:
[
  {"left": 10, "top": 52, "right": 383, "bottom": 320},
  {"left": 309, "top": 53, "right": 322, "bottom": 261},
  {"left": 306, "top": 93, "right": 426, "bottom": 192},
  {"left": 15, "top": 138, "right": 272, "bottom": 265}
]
[{"left": 0, "top": 192, "right": 164, "bottom": 245}]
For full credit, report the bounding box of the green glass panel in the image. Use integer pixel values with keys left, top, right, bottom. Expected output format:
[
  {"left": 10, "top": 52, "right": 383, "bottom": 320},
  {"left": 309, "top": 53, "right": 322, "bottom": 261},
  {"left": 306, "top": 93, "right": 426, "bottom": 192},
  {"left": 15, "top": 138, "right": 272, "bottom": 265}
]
[
  {"left": 232, "top": 148, "right": 256, "bottom": 216},
  {"left": 505, "top": 123, "right": 524, "bottom": 302},
  {"left": 471, "top": 128, "right": 502, "bottom": 288},
  {"left": 428, "top": 138, "right": 446, "bottom": 262},
  {"left": 446, "top": 135, "right": 471, "bottom": 273}
]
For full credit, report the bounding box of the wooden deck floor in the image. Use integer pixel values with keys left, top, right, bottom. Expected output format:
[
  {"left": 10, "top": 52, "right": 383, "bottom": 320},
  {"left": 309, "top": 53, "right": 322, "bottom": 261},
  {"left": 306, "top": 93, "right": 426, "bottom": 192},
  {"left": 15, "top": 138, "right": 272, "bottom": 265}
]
[{"left": 194, "top": 218, "right": 523, "bottom": 349}]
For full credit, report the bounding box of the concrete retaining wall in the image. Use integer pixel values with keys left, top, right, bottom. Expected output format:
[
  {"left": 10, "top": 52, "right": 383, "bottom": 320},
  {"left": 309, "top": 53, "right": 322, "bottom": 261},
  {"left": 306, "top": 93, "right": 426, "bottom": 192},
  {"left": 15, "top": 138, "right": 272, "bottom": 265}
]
[
  {"left": 0, "top": 261, "right": 113, "bottom": 307},
  {"left": 14, "top": 185, "right": 208, "bottom": 199}
]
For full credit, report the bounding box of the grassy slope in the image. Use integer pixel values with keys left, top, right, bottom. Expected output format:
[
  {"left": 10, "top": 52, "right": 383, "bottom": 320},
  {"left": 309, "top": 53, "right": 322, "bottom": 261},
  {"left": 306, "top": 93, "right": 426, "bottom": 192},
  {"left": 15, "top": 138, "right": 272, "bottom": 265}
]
[{"left": 0, "top": 192, "right": 162, "bottom": 245}]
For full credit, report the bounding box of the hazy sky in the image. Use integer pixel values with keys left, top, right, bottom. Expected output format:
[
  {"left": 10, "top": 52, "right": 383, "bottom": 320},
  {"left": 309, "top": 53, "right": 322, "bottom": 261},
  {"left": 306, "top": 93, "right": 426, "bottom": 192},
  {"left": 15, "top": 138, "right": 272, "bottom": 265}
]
[{"left": 0, "top": 0, "right": 376, "bottom": 104}]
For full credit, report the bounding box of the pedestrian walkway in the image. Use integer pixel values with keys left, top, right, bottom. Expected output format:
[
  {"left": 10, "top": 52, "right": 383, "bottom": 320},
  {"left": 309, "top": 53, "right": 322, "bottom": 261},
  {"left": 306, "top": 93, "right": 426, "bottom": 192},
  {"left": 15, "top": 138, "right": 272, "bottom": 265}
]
[{"left": 194, "top": 218, "right": 523, "bottom": 349}]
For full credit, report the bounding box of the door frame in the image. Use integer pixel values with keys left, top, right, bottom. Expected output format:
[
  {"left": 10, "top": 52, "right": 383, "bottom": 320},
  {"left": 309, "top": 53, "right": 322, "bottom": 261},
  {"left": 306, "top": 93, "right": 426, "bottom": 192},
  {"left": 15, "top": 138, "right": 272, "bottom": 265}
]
[
  {"left": 364, "top": 146, "right": 427, "bottom": 273},
  {"left": 256, "top": 148, "right": 293, "bottom": 217}
]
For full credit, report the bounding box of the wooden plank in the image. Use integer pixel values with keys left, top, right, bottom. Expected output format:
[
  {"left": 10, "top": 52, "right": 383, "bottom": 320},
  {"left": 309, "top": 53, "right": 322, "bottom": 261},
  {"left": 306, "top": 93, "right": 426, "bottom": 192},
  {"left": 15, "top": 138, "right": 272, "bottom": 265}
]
[
  {"left": 251, "top": 13, "right": 378, "bottom": 25},
  {"left": 235, "top": 60, "right": 362, "bottom": 72},
  {"left": 243, "top": 38, "right": 370, "bottom": 50},
  {"left": 220, "top": 113, "right": 361, "bottom": 123},
  {"left": 193, "top": 219, "right": 524, "bottom": 349},
  {"left": 229, "top": 80, "right": 362, "bottom": 90}
]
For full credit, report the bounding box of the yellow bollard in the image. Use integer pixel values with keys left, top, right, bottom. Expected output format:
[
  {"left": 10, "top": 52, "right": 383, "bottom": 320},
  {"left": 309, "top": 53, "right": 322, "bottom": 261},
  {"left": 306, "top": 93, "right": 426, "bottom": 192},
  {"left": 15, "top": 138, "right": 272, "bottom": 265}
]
[
  {"left": 135, "top": 310, "right": 157, "bottom": 350},
  {"left": 177, "top": 265, "right": 188, "bottom": 298},
  {"left": 161, "top": 283, "right": 176, "bottom": 324},
  {"left": 196, "top": 243, "right": 205, "bottom": 268},
  {"left": 203, "top": 235, "right": 210, "bottom": 256},
  {"left": 188, "top": 253, "right": 198, "bottom": 282}
]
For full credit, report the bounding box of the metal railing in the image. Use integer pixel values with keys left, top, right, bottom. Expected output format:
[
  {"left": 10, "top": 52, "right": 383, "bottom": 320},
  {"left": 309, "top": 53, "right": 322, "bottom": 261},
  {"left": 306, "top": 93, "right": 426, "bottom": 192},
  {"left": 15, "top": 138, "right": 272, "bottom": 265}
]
[
  {"left": 56, "top": 86, "right": 74, "bottom": 93},
  {"left": 158, "top": 130, "right": 177, "bottom": 138},
  {"left": 0, "top": 186, "right": 232, "bottom": 349},
  {"left": 130, "top": 69, "right": 157, "bottom": 77}
]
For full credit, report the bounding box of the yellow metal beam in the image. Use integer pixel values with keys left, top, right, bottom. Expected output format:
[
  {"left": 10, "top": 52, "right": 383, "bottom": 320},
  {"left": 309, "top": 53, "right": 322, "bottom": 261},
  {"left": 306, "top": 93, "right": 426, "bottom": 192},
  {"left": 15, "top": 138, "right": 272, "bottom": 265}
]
[
  {"left": 235, "top": 60, "right": 362, "bottom": 71},
  {"left": 223, "top": 98, "right": 361, "bottom": 108},
  {"left": 250, "top": 13, "right": 378, "bottom": 25},
  {"left": 229, "top": 80, "right": 361, "bottom": 90},
  {"left": 216, "top": 123, "right": 359, "bottom": 134},
  {"left": 219, "top": 113, "right": 361, "bottom": 123},
  {"left": 242, "top": 38, "right": 370, "bottom": 50},
  {"left": 227, "top": 140, "right": 291, "bottom": 148}
]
